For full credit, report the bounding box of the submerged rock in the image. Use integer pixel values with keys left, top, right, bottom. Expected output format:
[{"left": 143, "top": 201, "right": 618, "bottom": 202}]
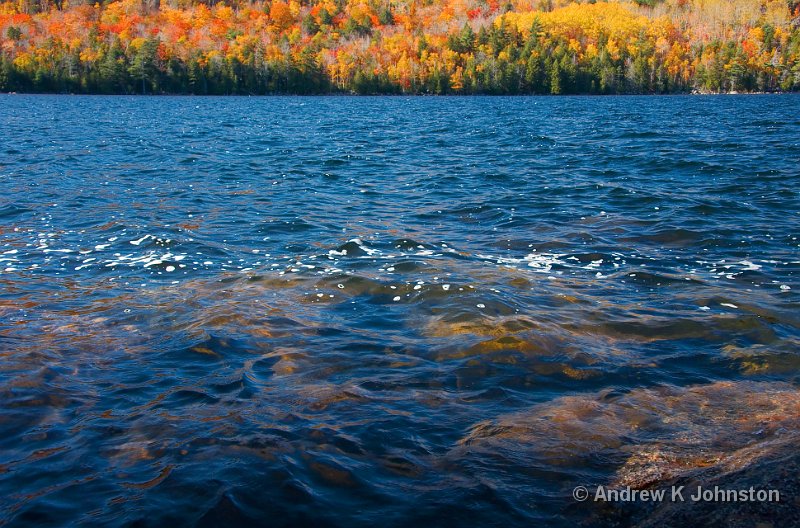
[
  {"left": 603, "top": 435, "right": 800, "bottom": 528},
  {"left": 453, "top": 381, "right": 800, "bottom": 527}
]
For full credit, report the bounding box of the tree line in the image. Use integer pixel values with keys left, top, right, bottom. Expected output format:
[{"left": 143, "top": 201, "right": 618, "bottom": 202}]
[{"left": 1, "top": 0, "right": 799, "bottom": 94}]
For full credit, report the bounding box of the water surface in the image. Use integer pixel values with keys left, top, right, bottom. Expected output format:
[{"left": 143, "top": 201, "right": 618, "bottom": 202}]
[{"left": 1, "top": 95, "right": 799, "bottom": 526}]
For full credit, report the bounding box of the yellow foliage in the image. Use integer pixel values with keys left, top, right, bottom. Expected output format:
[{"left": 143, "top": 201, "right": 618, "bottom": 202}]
[
  {"left": 214, "top": 4, "right": 233, "bottom": 20},
  {"left": 79, "top": 47, "right": 99, "bottom": 62},
  {"left": 748, "top": 26, "right": 763, "bottom": 44},
  {"left": 288, "top": 0, "right": 300, "bottom": 17},
  {"left": 129, "top": 36, "right": 146, "bottom": 50},
  {"left": 499, "top": 2, "right": 651, "bottom": 43},
  {"left": 13, "top": 52, "right": 33, "bottom": 69},
  {"left": 0, "top": 1, "right": 17, "bottom": 14},
  {"left": 606, "top": 38, "right": 620, "bottom": 61}
]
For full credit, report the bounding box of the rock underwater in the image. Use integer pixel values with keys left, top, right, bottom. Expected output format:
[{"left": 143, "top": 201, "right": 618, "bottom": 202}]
[{"left": 453, "top": 381, "right": 800, "bottom": 527}]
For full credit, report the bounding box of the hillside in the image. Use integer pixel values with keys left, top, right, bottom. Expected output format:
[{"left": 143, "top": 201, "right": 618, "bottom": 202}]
[{"left": 1, "top": 0, "right": 799, "bottom": 94}]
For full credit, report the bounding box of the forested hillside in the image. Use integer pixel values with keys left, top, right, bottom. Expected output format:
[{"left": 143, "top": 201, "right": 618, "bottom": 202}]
[{"left": 1, "top": 0, "right": 799, "bottom": 94}]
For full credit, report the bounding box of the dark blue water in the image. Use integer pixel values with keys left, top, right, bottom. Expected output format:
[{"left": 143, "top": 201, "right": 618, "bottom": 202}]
[{"left": 1, "top": 95, "right": 799, "bottom": 527}]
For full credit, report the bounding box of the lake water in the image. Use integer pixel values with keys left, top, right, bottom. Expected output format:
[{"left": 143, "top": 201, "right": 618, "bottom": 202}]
[{"left": 1, "top": 95, "right": 799, "bottom": 526}]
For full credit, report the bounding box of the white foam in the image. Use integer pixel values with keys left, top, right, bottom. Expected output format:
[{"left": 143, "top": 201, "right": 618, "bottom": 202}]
[
  {"left": 739, "top": 260, "right": 761, "bottom": 271},
  {"left": 129, "top": 235, "right": 151, "bottom": 246}
]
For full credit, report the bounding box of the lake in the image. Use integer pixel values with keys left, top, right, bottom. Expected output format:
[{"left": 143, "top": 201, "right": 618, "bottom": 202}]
[{"left": 1, "top": 95, "right": 799, "bottom": 526}]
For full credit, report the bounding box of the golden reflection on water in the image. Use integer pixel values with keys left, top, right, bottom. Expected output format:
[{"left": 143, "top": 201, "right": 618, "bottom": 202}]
[
  {"left": 1, "top": 264, "right": 798, "bottom": 525},
  {"left": 454, "top": 381, "right": 800, "bottom": 486}
]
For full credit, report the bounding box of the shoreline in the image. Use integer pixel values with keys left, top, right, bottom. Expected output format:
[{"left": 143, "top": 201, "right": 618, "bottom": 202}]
[{"left": 1, "top": 90, "right": 796, "bottom": 97}]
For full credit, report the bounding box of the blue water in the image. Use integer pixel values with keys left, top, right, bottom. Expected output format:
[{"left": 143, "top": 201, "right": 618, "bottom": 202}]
[{"left": 0, "top": 95, "right": 799, "bottom": 527}]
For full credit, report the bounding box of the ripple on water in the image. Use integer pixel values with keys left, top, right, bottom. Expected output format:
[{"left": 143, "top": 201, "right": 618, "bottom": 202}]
[{"left": 1, "top": 95, "right": 799, "bottom": 527}]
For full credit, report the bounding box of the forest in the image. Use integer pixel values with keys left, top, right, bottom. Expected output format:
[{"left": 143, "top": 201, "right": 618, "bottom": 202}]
[{"left": 1, "top": 0, "right": 799, "bottom": 94}]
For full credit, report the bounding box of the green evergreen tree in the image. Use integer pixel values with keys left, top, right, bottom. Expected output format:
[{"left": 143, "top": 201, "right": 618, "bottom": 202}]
[
  {"left": 128, "top": 37, "right": 159, "bottom": 94},
  {"left": 549, "top": 60, "right": 561, "bottom": 94}
]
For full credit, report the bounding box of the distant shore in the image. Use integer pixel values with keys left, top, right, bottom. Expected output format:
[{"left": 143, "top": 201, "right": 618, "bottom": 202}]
[
  {"left": 3, "top": 0, "right": 799, "bottom": 99},
  {"left": 1, "top": 89, "right": 796, "bottom": 96}
]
